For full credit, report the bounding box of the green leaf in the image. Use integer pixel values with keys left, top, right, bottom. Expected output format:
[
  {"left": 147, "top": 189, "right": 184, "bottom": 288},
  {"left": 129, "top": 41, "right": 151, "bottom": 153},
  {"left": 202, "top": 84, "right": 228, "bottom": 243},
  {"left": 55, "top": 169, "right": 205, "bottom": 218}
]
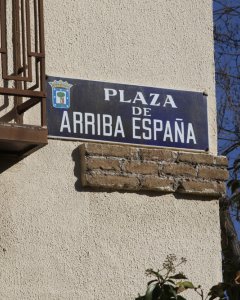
[
  {"left": 162, "top": 284, "right": 177, "bottom": 299},
  {"left": 170, "top": 273, "right": 188, "bottom": 280},
  {"left": 176, "top": 280, "right": 195, "bottom": 294},
  {"left": 166, "top": 279, "right": 175, "bottom": 284},
  {"left": 145, "top": 282, "right": 158, "bottom": 300},
  {"left": 182, "top": 281, "right": 194, "bottom": 289},
  {"left": 208, "top": 283, "right": 228, "bottom": 299},
  {"left": 147, "top": 279, "right": 158, "bottom": 286}
]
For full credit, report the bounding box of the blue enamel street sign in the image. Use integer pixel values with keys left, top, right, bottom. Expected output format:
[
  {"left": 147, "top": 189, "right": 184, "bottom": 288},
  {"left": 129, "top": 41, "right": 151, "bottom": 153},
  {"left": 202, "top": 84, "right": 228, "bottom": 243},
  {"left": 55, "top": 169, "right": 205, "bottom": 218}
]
[{"left": 46, "top": 76, "right": 209, "bottom": 151}]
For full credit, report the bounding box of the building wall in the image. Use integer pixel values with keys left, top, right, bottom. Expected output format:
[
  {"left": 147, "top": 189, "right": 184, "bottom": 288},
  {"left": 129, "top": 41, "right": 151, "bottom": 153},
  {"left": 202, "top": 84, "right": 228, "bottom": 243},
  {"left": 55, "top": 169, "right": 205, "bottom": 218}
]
[{"left": 0, "top": 1, "right": 222, "bottom": 299}]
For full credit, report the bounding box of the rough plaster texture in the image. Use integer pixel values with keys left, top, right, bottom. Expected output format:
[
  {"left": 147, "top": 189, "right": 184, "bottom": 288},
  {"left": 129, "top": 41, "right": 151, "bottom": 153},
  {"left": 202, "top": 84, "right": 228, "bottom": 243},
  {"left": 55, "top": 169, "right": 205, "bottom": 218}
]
[
  {"left": 0, "top": 141, "right": 222, "bottom": 299},
  {"left": 0, "top": 1, "right": 222, "bottom": 299}
]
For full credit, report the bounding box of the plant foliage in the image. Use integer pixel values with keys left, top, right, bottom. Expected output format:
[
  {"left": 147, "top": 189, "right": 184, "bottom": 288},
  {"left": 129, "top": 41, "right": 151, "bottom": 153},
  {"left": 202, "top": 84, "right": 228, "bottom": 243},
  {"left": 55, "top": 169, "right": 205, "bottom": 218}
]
[{"left": 136, "top": 255, "right": 228, "bottom": 300}]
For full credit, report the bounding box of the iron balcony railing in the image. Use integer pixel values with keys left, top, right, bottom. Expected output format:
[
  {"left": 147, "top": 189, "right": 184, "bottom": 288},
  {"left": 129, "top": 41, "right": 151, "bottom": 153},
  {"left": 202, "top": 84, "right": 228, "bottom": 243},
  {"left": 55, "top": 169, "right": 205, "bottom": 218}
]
[
  {"left": 0, "top": 0, "right": 46, "bottom": 126},
  {"left": 0, "top": 0, "right": 47, "bottom": 160}
]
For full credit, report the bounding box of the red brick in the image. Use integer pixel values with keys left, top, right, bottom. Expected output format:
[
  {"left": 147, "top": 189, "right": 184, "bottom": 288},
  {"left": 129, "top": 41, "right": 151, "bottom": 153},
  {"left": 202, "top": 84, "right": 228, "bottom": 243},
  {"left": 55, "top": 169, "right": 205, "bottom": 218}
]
[
  {"left": 178, "top": 152, "right": 214, "bottom": 165},
  {"left": 124, "top": 161, "right": 158, "bottom": 175},
  {"left": 86, "top": 158, "right": 120, "bottom": 172},
  {"left": 83, "top": 142, "right": 137, "bottom": 159},
  {"left": 82, "top": 174, "right": 139, "bottom": 190},
  {"left": 162, "top": 163, "right": 197, "bottom": 177},
  {"left": 214, "top": 156, "right": 228, "bottom": 167},
  {"left": 141, "top": 176, "right": 175, "bottom": 192},
  {"left": 215, "top": 182, "right": 226, "bottom": 194},
  {"left": 140, "top": 148, "right": 177, "bottom": 162},
  {"left": 198, "top": 166, "right": 228, "bottom": 181},
  {"left": 178, "top": 180, "right": 225, "bottom": 196}
]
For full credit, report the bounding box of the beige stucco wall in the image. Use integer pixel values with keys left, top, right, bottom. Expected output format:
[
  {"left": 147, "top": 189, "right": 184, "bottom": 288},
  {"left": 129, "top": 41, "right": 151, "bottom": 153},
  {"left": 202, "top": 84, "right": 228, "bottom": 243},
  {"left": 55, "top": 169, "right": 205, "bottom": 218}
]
[{"left": 0, "top": 1, "right": 221, "bottom": 299}]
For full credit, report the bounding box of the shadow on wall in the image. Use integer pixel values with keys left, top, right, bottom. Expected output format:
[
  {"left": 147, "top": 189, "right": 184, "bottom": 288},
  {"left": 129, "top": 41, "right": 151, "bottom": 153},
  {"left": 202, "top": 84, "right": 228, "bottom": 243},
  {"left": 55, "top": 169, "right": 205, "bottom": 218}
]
[
  {"left": 72, "top": 146, "right": 83, "bottom": 192},
  {"left": 0, "top": 157, "right": 20, "bottom": 174}
]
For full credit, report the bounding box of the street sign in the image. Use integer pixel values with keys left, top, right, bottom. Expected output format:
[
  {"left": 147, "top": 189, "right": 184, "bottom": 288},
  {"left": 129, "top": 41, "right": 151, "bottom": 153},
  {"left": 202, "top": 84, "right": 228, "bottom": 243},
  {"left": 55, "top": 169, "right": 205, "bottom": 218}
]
[{"left": 46, "top": 76, "right": 209, "bottom": 151}]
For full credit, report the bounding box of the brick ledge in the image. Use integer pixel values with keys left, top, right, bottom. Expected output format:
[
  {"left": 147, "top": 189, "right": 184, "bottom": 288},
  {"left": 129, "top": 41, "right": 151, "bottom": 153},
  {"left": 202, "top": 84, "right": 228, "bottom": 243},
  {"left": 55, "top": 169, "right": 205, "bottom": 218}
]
[{"left": 79, "top": 143, "right": 228, "bottom": 197}]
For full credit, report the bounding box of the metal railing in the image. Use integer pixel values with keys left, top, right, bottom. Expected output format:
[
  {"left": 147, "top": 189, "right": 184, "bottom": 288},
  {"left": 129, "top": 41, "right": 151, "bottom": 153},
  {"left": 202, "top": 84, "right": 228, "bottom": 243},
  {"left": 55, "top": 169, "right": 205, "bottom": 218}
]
[{"left": 0, "top": 0, "right": 46, "bottom": 126}]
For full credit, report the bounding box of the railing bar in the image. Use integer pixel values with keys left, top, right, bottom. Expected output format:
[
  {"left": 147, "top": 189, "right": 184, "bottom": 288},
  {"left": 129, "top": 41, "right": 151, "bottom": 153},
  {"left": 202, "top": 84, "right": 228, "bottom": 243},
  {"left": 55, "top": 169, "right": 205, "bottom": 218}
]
[
  {"left": 0, "top": 86, "right": 45, "bottom": 98},
  {"left": 3, "top": 74, "right": 31, "bottom": 81},
  {"left": 30, "top": 0, "right": 40, "bottom": 92},
  {"left": 0, "top": 0, "right": 2, "bottom": 51},
  {"left": 0, "top": 0, "right": 6, "bottom": 49},
  {"left": 38, "top": 0, "right": 46, "bottom": 126},
  {"left": 0, "top": 0, "right": 7, "bottom": 53},
  {"left": 0, "top": 1, "right": 7, "bottom": 53},
  {"left": 31, "top": 55, "right": 39, "bottom": 91},
  {"left": 17, "top": 97, "right": 41, "bottom": 115},
  {"left": 1, "top": 0, "right": 8, "bottom": 78},
  {"left": 21, "top": 0, "right": 27, "bottom": 89},
  {"left": 13, "top": 0, "right": 21, "bottom": 76},
  {"left": 34, "top": 0, "right": 38, "bottom": 53},
  {"left": 29, "top": 52, "right": 45, "bottom": 57},
  {"left": 32, "top": 0, "right": 40, "bottom": 92},
  {"left": 13, "top": 0, "right": 23, "bottom": 124},
  {"left": 25, "top": 0, "right": 32, "bottom": 81}
]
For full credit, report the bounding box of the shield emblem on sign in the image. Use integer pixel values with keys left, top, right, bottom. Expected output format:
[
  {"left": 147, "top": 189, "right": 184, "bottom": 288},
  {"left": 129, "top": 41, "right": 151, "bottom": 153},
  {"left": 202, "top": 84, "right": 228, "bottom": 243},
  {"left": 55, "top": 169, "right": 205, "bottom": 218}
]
[{"left": 49, "top": 80, "right": 73, "bottom": 109}]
